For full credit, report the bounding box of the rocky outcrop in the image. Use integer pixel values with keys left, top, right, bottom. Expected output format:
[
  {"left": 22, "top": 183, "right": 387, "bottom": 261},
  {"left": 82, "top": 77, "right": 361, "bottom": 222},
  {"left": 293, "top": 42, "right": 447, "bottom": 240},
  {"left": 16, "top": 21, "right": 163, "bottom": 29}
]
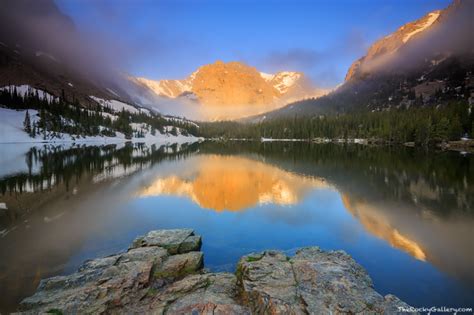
[
  {"left": 345, "top": 0, "right": 473, "bottom": 82},
  {"left": 344, "top": 8, "right": 442, "bottom": 81},
  {"left": 134, "top": 61, "right": 312, "bottom": 107},
  {"left": 237, "top": 249, "right": 411, "bottom": 314},
  {"left": 19, "top": 229, "right": 416, "bottom": 314}
]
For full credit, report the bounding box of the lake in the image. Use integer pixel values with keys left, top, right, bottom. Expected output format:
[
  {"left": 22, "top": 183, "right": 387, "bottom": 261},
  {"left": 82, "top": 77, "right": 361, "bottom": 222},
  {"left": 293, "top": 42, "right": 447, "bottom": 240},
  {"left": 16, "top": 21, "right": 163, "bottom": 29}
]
[{"left": 0, "top": 141, "right": 473, "bottom": 312}]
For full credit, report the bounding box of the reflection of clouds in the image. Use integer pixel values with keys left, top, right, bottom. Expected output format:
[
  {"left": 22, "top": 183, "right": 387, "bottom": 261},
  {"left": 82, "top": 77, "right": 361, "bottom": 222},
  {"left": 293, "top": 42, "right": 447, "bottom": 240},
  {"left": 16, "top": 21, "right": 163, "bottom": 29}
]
[
  {"left": 137, "top": 155, "right": 329, "bottom": 212},
  {"left": 342, "top": 194, "right": 426, "bottom": 261}
]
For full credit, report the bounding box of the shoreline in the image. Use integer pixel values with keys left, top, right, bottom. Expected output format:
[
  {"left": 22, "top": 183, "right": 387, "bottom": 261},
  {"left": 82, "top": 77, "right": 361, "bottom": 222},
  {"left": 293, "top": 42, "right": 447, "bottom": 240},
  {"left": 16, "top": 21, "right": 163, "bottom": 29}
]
[{"left": 19, "top": 229, "right": 415, "bottom": 314}]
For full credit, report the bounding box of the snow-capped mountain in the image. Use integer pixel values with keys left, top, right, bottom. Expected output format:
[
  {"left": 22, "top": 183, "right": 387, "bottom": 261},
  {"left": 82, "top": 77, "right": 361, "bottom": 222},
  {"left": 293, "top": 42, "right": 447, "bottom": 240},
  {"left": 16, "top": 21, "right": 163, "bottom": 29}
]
[
  {"left": 345, "top": 0, "right": 469, "bottom": 81},
  {"left": 259, "top": 71, "right": 304, "bottom": 94},
  {"left": 134, "top": 61, "right": 311, "bottom": 106}
]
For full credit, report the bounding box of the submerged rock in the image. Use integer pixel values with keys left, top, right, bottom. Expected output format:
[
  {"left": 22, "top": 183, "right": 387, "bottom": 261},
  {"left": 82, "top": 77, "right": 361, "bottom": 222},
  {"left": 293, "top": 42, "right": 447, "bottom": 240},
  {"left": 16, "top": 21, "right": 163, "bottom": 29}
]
[{"left": 19, "top": 229, "right": 415, "bottom": 314}]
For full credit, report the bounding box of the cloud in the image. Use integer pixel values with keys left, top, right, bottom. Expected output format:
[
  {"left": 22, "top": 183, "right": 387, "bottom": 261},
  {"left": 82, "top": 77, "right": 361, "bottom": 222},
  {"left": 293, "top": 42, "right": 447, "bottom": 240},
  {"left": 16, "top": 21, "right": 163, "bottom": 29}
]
[
  {"left": 260, "top": 30, "right": 368, "bottom": 87},
  {"left": 264, "top": 49, "right": 325, "bottom": 71}
]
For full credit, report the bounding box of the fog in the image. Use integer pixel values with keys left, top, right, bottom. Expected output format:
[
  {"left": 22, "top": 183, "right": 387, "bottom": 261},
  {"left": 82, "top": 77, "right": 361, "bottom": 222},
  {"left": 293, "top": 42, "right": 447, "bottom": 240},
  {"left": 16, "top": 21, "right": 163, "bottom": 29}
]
[
  {"left": 358, "top": 0, "right": 473, "bottom": 77},
  {"left": 0, "top": 0, "right": 199, "bottom": 118}
]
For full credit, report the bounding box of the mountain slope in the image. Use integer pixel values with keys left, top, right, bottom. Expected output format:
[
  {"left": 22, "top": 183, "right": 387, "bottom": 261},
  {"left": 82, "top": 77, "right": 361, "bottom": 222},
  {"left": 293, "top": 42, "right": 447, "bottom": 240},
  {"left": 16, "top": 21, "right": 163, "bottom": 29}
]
[
  {"left": 345, "top": 10, "right": 442, "bottom": 81},
  {"left": 251, "top": 0, "right": 473, "bottom": 121},
  {"left": 0, "top": 0, "right": 202, "bottom": 142},
  {"left": 0, "top": 0, "right": 167, "bottom": 113},
  {"left": 134, "top": 61, "right": 314, "bottom": 106}
]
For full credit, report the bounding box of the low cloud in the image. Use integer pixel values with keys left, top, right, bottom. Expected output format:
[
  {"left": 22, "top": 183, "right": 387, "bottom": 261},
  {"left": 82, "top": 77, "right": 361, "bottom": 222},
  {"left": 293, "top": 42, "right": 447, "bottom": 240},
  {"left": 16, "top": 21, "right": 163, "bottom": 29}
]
[{"left": 261, "top": 30, "right": 368, "bottom": 88}]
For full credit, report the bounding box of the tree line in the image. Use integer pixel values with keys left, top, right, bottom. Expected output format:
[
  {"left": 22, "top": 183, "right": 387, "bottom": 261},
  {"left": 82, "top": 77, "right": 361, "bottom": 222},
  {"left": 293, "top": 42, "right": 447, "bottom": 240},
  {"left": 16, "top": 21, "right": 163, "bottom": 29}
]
[
  {"left": 197, "top": 101, "right": 473, "bottom": 146},
  {"left": 0, "top": 86, "right": 198, "bottom": 139}
]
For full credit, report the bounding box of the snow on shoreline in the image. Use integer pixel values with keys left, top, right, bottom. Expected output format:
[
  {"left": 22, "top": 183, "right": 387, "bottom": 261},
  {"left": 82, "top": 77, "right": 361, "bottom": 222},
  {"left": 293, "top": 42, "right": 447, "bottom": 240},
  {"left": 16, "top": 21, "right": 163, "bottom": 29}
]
[{"left": 0, "top": 107, "right": 202, "bottom": 145}]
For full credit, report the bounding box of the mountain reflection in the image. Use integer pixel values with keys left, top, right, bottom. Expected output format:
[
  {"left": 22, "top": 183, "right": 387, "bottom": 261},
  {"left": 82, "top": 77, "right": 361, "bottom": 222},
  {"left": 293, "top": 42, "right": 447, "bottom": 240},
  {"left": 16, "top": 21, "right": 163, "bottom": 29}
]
[
  {"left": 342, "top": 194, "right": 426, "bottom": 261},
  {"left": 1, "top": 142, "right": 473, "bottom": 312},
  {"left": 138, "top": 155, "right": 329, "bottom": 211}
]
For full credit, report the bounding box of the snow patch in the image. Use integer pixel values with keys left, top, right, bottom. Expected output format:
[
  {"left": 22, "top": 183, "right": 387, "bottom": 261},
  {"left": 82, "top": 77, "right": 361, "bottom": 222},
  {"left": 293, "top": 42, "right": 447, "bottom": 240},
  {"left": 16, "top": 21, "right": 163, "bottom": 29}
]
[
  {"left": 106, "top": 88, "right": 119, "bottom": 97},
  {"left": 89, "top": 96, "right": 140, "bottom": 114},
  {"left": 0, "top": 85, "right": 58, "bottom": 103},
  {"left": 163, "top": 116, "right": 199, "bottom": 128},
  {"left": 35, "top": 51, "right": 59, "bottom": 63},
  {"left": 403, "top": 12, "right": 440, "bottom": 43},
  {"left": 260, "top": 72, "right": 274, "bottom": 81}
]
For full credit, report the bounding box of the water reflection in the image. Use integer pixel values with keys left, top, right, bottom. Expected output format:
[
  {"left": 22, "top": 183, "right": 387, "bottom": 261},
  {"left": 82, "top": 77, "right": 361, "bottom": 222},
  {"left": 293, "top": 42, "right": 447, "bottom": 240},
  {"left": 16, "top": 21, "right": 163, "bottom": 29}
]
[
  {"left": 137, "top": 155, "right": 329, "bottom": 211},
  {"left": 342, "top": 194, "right": 427, "bottom": 261},
  {"left": 0, "top": 141, "right": 473, "bottom": 312}
]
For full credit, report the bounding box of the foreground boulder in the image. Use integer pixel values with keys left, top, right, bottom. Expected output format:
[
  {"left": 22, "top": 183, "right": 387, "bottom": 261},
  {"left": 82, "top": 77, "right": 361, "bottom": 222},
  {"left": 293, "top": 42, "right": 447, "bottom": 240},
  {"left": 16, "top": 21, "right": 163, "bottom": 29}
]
[
  {"left": 19, "top": 229, "right": 415, "bottom": 314},
  {"left": 237, "top": 248, "right": 410, "bottom": 314}
]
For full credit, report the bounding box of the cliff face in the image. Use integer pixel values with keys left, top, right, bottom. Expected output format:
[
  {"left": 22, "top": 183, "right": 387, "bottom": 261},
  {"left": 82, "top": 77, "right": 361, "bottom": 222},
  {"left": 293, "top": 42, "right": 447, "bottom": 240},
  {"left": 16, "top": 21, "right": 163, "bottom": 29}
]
[
  {"left": 345, "top": 10, "right": 442, "bottom": 81},
  {"left": 191, "top": 61, "right": 278, "bottom": 106},
  {"left": 135, "top": 61, "right": 312, "bottom": 107},
  {"left": 20, "top": 229, "right": 415, "bottom": 314},
  {"left": 345, "top": 0, "right": 474, "bottom": 81}
]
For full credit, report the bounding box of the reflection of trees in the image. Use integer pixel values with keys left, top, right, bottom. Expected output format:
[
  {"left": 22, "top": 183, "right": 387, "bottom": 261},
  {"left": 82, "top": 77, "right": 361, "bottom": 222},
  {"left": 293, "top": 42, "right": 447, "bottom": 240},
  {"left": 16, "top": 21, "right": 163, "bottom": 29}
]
[{"left": 0, "top": 142, "right": 200, "bottom": 195}]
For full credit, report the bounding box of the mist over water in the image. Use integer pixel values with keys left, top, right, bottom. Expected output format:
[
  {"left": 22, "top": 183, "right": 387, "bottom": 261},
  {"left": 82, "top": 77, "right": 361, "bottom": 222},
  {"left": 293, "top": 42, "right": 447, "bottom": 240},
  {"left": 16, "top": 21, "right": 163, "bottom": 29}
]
[{"left": 0, "top": 141, "right": 473, "bottom": 312}]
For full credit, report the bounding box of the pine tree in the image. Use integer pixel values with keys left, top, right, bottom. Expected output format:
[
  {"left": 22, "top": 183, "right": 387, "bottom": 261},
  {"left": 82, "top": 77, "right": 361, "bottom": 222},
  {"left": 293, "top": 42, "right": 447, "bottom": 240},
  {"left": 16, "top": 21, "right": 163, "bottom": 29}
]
[
  {"left": 31, "top": 122, "right": 37, "bottom": 138},
  {"left": 23, "top": 110, "right": 32, "bottom": 135},
  {"left": 170, "top": 127, "right": 178, "bottom": 136}
]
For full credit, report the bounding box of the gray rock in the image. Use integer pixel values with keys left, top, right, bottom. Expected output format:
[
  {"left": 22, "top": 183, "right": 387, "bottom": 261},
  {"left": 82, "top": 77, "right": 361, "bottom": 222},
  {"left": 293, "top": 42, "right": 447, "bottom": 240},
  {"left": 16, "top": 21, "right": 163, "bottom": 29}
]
[
  {"left": 19, "top": 229, "right": 416, "bottom": 315},
  {"left": 153, "top": 251, "right": 204, "bottom": 281},
  {"left": 130, "top": 228, "right": 201, "bottom": 254},
  {"left": 237, "top": 247, "right": 416, "bottom": 315}
]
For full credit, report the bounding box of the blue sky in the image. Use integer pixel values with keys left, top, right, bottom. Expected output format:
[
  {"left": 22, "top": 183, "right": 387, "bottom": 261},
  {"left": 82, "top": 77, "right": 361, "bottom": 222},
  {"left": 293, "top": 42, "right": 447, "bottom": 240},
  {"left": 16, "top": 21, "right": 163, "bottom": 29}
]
[{"left": 56, "top": 0, "right": 451, "bottom": 87}]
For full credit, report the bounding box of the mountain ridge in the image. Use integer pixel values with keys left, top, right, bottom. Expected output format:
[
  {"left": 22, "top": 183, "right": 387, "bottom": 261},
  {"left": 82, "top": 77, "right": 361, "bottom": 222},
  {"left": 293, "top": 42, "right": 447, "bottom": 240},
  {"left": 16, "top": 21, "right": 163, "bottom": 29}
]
[
  {"left": 248, "top": 0, "right": 473, "bottom": 122},
  {"left": 134, "top": 61, "right": 314, "bottom": 107}
]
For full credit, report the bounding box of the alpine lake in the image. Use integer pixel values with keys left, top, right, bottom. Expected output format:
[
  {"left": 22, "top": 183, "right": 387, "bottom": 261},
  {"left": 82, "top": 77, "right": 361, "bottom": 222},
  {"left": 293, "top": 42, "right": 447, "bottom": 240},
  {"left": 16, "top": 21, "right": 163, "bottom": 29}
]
[{"left": 0, "top": 141, "right": 473, "bottom": 312}]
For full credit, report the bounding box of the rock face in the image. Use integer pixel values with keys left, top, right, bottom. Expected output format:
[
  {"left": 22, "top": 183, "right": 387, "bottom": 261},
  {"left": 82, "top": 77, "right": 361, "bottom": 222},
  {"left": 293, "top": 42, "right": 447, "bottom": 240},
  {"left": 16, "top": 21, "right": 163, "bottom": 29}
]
[
  {"left": 345, "top": 0, "right": 472, "bottom": 82},
  {"left": 238, "top": 249, "right": 412, "bottom": 314},
  {"left": 134, "top": 61, "right": 311, "bottom": 107},
  {"left": 19, "top": 229, "right": 416, "bottom": 314},
  {"left": 345, "top": 9, "right": 442, "bottom": 81}
]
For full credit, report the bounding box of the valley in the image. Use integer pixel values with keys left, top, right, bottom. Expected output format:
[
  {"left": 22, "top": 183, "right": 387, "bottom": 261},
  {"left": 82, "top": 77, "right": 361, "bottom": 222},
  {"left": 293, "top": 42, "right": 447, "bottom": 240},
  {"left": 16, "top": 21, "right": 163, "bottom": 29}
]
[{"left": 0, "top": 0, "right": 473, "bottom": 313}]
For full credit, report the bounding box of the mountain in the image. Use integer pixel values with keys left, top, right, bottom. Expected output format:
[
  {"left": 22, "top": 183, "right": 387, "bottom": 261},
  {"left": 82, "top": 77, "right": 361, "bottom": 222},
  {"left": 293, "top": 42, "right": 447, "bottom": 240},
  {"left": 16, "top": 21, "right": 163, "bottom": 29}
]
[
  {"left": 134, "top": 61, "right": 316, "bottom": 107},
  {"left": 253, "top": 0, "right": 473, "bottom": 121},
  {"left": 0, "top": 0, "right": 142, "bottom": 109},
  {"left": 0, "top": 0, "right": 200, "bottom": 142},
  {"left": 345, "top": 9, "right": 442, "bottom": 81}
]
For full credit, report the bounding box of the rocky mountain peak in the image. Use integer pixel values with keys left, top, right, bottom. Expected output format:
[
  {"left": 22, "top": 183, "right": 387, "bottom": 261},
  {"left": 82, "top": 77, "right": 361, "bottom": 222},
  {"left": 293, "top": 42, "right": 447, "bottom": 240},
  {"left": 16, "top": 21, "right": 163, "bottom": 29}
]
[
  {"left": 134, "top": 61, "right": 309, "bottom": 107},
  {"left": 345, "top": 8, "right": 443, "bottom": 81}
]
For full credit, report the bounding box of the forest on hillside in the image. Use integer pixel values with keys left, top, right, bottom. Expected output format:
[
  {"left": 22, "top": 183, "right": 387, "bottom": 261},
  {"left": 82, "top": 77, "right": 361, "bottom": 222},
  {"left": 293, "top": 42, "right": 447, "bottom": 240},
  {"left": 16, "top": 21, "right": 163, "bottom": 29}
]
[
  {"left": 0, "top": 87, "right": 199, "bottom": 139},
  {"left": 198, "top": 101, "right": 474, "bottom": 146}
]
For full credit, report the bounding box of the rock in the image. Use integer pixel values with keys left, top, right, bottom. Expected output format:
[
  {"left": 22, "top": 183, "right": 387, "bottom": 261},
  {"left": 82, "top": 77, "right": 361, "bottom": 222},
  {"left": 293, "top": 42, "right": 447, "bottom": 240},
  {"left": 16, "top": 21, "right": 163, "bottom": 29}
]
[
  {"left": 153, "top": 251, "right": 204, "bottom": 281},
  {"left": 19, "top": 229, "right": 416, "bottom": 315},
  {"left": 237, "top": 250, "right": 304, "bottom": 314},
  {"left": 146, "top": 273, "right": 251, "bottom": 314},
  {"left": 237, "top": 247, "right": 416, "bottom": 315},
  {"left": 130, "top": 228, "right": 201, "bottom": 254}
]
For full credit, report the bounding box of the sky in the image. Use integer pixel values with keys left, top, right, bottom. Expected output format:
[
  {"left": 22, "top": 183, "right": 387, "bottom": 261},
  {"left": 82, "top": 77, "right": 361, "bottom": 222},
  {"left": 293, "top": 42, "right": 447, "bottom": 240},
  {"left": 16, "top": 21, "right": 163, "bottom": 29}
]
[{"left": 56, "top": 0, "right": 451, "bottom": 88}]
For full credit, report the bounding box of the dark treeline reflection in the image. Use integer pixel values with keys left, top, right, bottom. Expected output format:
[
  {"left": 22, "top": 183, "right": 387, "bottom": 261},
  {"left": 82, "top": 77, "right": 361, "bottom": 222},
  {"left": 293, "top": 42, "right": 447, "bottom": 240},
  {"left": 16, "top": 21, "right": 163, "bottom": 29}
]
[
  {"left": 1, "top": 143, "right": 200, "bottom": 194},
  {"left": 197, "top": 141, "right": 474, "bottom": 215},
  {"left": 0, "top": 142, "right": 200, "bottom": 227}
]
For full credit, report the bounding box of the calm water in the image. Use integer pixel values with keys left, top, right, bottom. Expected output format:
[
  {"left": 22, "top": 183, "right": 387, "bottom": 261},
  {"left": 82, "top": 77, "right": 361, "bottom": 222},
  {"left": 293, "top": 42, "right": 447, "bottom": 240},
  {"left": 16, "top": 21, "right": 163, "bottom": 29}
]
[{"left": 0, "top": 141, "right": 473, "bottom": 312}]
